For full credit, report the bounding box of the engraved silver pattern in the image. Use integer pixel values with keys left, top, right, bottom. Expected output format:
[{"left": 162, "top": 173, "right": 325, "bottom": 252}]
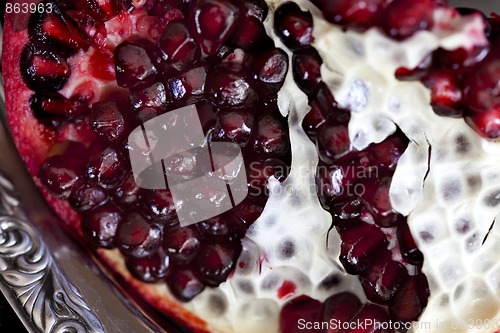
[{"left": 0, "top": 170, "right": 104, "bottom": 333}]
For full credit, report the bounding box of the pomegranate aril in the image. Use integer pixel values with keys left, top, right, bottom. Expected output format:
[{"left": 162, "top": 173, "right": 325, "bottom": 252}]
[
  {"left": 129, "top": 82, "right": 168, "bottom": 112},
  {"left": 292, "top": 47, "right": 322, "bottom": 95},
  {"left": 421, "top": 70, "right": 463, "bottom": 117},
  {"left": 252, "top": 114, "right": 290, "bottom": 156},
  {"left": 360, "top": 251, "right": 408, "bottom": 303},
  {"left": 367, "top": 134, "right": 408, "bottom": 170},
  {"left": 114, "top": 172, "right": 141, "bottom": 205},
  {"left": 70, "top": 182, "right": 107, "bottom": 212},
  {"left": 274, "top": 2, "right": 313, "bottom": 51},
  {"left": 155, "top": 20, "right": 200, "bottom": 73},
  {"left": 338, "top": 223, "right": 388, "bottom": 274},
  {"left": 390, "top": 273, "right": 429, "bottom": 322},
  {"left": 345, "top": 303, "right": 393, "bottom": 333},
  {"left": 322, "top": 292, "right": 362, "bottom": 332},
  {"left": 86, "top": 146, "right": 128, "bottom": 189},
  {"left": 163, "top": 225, "right": 201, "bottom": 264},
  {"left": 66, "top": 10, "right": 107, "bottom": 48},
  {"left": 464, "top": 107, "right": 500, "bottom": 140},
  {"left": 148, "top": 0, "right": 193, "bottom": 15},
  {"left": 38, "top": 154, "right": 84, "bottom": 199},
  {"left": 213, "top": 110, "right": 254, "bottom": 147},
  {"left": 28, "top": 3, "right": 86, "bottom": 53},
  {"left": 463, "top": 55, "right": 500, "bottom": 113},
  {"left": 363, "top": 177, "right": 402, "bottom": 227},
  {"left": 81, "top": 201, "right": 122, "bottom": 248},
  {"left": 189, "top": 0, "right": 240, "bottom": 55},
  {"left": 89, "top": 48, "right": 115, "bottom": 80},
  {"left": 317, "top": 122, "right": 351, "bottom": 163},
  {"left": 166, "top": 268, "right": 205, "bottom": 301},
  {"left": 247, "top": 158, "right": 288, "bottom": 196},
  {"left": 251, "top": 48, "right": 289, "bottom": 94},
  {"left": 195, "top": 241, "right": 241, "bottom": 286},
  {"left": 139, "top": 189, "right": 178, "bottom": 225},
  {"left": 90, "top": 100, "right": 131, "bottom": 142},
  {"left": 315, "top": 0, "right": 388, "bottom": 29},
  {"left": 230, "top": 14, "right": 266, "bottom": 51},
  {"left": 114, "top": 40, "right": 158, "bottom": 89},
  {"left": 397, "top": 223, "right": 423, "bottom": 265},
  {"left": 30, "top": 93, "right": 87, "bottom": 120},
  {"left": 380, "top": 0, "right": 434, "bottom": 40},
  {"left": 206, "top": 64, "right": 257, "bottom": 110},
  {"left": 280, "top": 295, "right": 322, "bottom": 333},
  {"left": 126, "top": 251, "right": 170, "bottom": 283},
  {"left": 20, "top": 44, "right": 71, "bottom": 92},
  {"left": 166, "top": 66, "right": 207, "bottom": 104},
  {"left": 231, "top": 196, "right": 265, "bottom": 226},
  {"left": 199, "top": 216, "right": 231, "bottom": 236},
  {"left": 116, "top": 211, "right": 162, "bottom": 258}
]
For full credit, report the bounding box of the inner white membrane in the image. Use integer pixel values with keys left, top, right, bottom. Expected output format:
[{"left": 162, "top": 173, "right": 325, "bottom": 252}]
[{"left": 94, "top": 2, "right": 500, "bottom": 332}]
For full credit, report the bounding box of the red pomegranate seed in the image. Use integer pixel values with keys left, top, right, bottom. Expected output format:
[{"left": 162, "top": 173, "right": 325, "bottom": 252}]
[
  {"left": 317, "top": 122, "right": 351, "bottom": 163},
  {"left": 189, "top": 0, "right": 240, "bottom": 55},
  {"left": 463, "top": 56, "right": 500, "bottom": 113},
  {"left": 293, "top": 47, "right": 323, "bottom": 95},
  {"left": 38, "top": 154, "right": 84, "bottom": 199},
  {"left": 89, "top": 48, "right": 115, "bottom": 80},
  {"left": 230, "top": 196, "right": 265, "bottom": 227},
  {"left": 28, "top": 3, "right": 86, "bottom": 53},
  {"left": 464, "top": 107, "right": 500, "bottom": 139},
  {"left": 81, "top": 200, "right": 122, "bottom": 248},
  {"left": 194, "top": 241, "right": 241, "bottom": 286},
  {"left": 213, "top": 109, "right": 255, "bottom": 146},
  {"left": 30, "top": 93, "right": 88, "bottom": 120},
  {"left": 205, "top": 64, "right": 257, "bottom": 110},
  {"left": 129, "top": 82, "right": 168, "bottom": 112},
  {"left": 251, "top": 48, "right": 289, "bottom": 94},
  {"left": 163, "top": 225, "right": 201, "bottom": 264},
  {"left": 140, "top": 189, "right": 178, "bottom": 226},
  {"left": 421, "top": 70, "right": 464, "bottom": 117},
  {"left": 274, "top": 2, "right": 313, "bottom": 51},
  {"left": 116, "top": 211, "right": 162, "bottom": 258},
  {"left": 86, "top": 146, "right": 128, "bottom": 189},
  {"left": 247, "top": 158, "right": 288, "bottom": 196},
  {"left": 338, "top": 223, "right": 388, "bottom": 274},
  {"left": 344, "top": 303, "right": 392, "bottom": 333},
  {"left": 363, "top": 177, "right": 402, "bottom": 227},
  {"left": 166, "top": 66, "right": 207, "bottom": 104},
  {"left": 69, "top": 182, "right": 107, "bottom": 213},
  {"left": 230, "top": 14, "right": 267, "bottom": 50},
  {"left": 252, "top": 114, "right": 290, "bottom": 156},
  {"left": 114, "top": 40, "right": 158, "bottom": 88},
  {"left": 155, "top": 20, "right": 201, "bottom": 72},
  {"left": 380, "top": 0, "right": 434, "bottom": 40},
  {"left": 66, "top": 10, "right": 107, "bottom": 48},
  {"left": 397, "top": 223, "right": 424, "bottom": 265},
  {"left": 126, "top": 251, "right": 170, "bottom": 283},
  {"left": 322, "top": 292, "right": 362, "bottom": 332},
  {"left": 84, "top": 0, "right": 122, "bottom": 21},
  {"left": 166, "top": 268, "right": 205, "bottom": 301},
  {"left": 395, "top": 55, "right": 432, "bottom": 81},
  {"left": 280, "top": 295, "right": 322, "bottom": 333},
  {"left": 114, "top": 172, "right": 141, "bottom": 205},
  {"left": 360, "top": 251, "right": 408, "bottom": 303},
  {"left": 390, "top": 273, "right": 429, "bottom": 322},
  {"left": 20, "top": 44, "right": 71, "bottom": 92},
  {"left": 90, "top": 100, "right": 131, "bottom": 142},
  {"left": 367, "top": 134, "right": 408, "bottom": 170},
  {"left": 315, "top": 0, "right": 389, "bottom": 29}
]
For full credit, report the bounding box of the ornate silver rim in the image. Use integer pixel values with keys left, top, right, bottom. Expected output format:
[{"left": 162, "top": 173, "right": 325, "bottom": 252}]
[{"left": 0, "top": 169, "right": 105, "bottom": 333}]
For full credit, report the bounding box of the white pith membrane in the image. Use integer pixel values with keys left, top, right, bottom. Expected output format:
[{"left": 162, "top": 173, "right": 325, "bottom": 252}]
[{"left": 51, "top": 2, "right": 500, "bottom": 332}]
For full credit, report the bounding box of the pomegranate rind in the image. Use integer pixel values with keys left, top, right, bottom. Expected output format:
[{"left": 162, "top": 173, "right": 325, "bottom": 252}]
[{"left": 2, "top": 13, "right": 211, "bottom": 333}]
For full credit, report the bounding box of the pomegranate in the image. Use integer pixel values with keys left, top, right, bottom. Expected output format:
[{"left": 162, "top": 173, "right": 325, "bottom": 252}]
[{"left": 2, "top": 0, "right": 500, "bottom": 332}]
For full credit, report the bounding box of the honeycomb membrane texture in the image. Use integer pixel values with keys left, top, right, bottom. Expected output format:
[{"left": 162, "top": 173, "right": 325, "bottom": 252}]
[{"left": 313, "top": 5, "right": 500, "bottom": 333}]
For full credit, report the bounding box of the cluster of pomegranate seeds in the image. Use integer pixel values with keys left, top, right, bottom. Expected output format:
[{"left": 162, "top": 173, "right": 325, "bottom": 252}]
[
  {"left": 395, "top": 8, "right": 500, "bottom": 140},
  {"left": 27, "top": 0, "right": 291, "bottom": 301},
  {"left": 274, "top": 1, "right": 430, "bottom": 329},
  {"left": 311, "top": 0, "right": 445, "bottom": 39}
]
